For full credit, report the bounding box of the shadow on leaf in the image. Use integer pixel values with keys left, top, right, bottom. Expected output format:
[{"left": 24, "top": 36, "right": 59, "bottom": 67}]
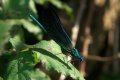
[{"left": 30, "top": 48, "right": 71, "bottom": 69}]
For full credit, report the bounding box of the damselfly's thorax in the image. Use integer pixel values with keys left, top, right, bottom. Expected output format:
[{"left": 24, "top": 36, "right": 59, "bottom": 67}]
[{"left": 70, "top": 48, "right": 84, "bottom": 61}]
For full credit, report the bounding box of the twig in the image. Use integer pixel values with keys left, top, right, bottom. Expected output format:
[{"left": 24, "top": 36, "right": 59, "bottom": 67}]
[
  {"left": 80, "top": 37, "right": 91, "bottom": 76},
  {"left": 85, "top": 53, "right": 120, "bottom": 62},
  {"left": 71, "top": 0, "right": 86, "bottom": 46},
  {"left": 80, "top": 0, "right": 95, "bottom": 77}
]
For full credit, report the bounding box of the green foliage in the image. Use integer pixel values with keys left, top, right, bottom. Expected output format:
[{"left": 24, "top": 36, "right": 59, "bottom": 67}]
[
  {"left": 0, "top": 0, "right": 36, "bottom": 19},
  {"left": 31, "top": 40, "right": 84, "bottom": 80},
  {"left": 0, "top": 0, "right": 84, "bottom": 80},
  {"left": 9, "top": 36, "right": 84, "bottom": 80},
  {"left": 0, "top": 38, "right": 84, "bottom": 80},
  {"left": 0, "top": 52, "right": 13, "bottom": 78},
  {"left": 0, "top": 0, "right": 38, "bottom": 52},
  {"left": 0, "top": 19, "right": 42, "bottom": 52},
  {"left": 0, "top": 50, "right": 50, "bottom": 80},
  {"left": 0, "top": 0, "right": 72, "bottom": 51},
  {"left": 0, "top": 20, "right": 13, "bottom": 51}
]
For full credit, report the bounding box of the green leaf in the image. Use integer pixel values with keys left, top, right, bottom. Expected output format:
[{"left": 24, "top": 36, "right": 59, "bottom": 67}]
[
  {"left": 32, "top": 51, "right": 41, "bottom": 63},
  {"left": 7, "top": 30, "right": 84, "bottom": 80},
  {"left": 3, "top": 50, "right": 51, "bottom": 80},
  {"left": 0, "top": 19, "right": 33, "bottom": 51},
  {"left": 31, "top": 40, "right": 84, "bottom": 80},
  {"left": 8, "top": 38, "right": 84, "bottom": 79},
  {"left": 9, "top": 26, "right": 26, "bottom": 51},
  {"left": 5, "top": 59, "right": 30, "bottom": 80},
  {"left": 1, "top": 0, "right": 36, "bottom": 19},
  {"left": 9, "top": 19, "right": 43, "bottom": 51},
  {"left": 0, "top": 20, "right": 11, "bottom": 43},
  {"left": 33, "top": 40, "right": 62, "bottom": 53},
  {"left": 29, "top": 0, "right": 37, "bottom": 14},
  {"left": 0, "top": 77, "right": 3, "bottom": 80},
  {"left": 0, "top": 20, "right": 14, "bottom": 51},
  {"left": 0, "top": 52, "right": 13, "bottom": 78},
  {"left": 5, "top": 51, "right": 34, "bottom": 80}
]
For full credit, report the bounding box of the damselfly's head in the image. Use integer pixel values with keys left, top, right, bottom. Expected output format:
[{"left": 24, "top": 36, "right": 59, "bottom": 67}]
[{"left": 70, "top": 48, "right": 84, "bottom": 61}]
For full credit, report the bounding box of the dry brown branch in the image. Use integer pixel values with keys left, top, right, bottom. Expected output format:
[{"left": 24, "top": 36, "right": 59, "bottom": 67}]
[
  {"left": 85, "top": 53, "right": 120, "bottom": 62},
  {"left": 80, "top": 0, "right": 95, "bottom": 77},
  {"left": 71, "top": 0, "right": 86, "bottom": 46}
]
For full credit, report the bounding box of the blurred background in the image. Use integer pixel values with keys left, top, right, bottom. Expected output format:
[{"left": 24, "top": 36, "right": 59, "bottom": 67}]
[{"left": 0, "top": 0, "right": 120, "bottom": 80}]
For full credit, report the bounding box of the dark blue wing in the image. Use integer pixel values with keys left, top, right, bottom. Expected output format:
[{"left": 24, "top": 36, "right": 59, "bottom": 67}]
[{"left": 38, "top": 7, "right": 73, "bottom": 51}]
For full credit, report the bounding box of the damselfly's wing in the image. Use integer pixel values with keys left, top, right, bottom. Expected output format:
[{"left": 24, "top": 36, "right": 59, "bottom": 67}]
[{"left": 39, "top": 7, "right": 73, "bottom": 51}]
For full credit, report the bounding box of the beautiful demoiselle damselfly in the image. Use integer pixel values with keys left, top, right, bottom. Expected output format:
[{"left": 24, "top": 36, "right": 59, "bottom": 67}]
[{"left": 29, "top": 7, "right": 83, "bottom": 61}]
